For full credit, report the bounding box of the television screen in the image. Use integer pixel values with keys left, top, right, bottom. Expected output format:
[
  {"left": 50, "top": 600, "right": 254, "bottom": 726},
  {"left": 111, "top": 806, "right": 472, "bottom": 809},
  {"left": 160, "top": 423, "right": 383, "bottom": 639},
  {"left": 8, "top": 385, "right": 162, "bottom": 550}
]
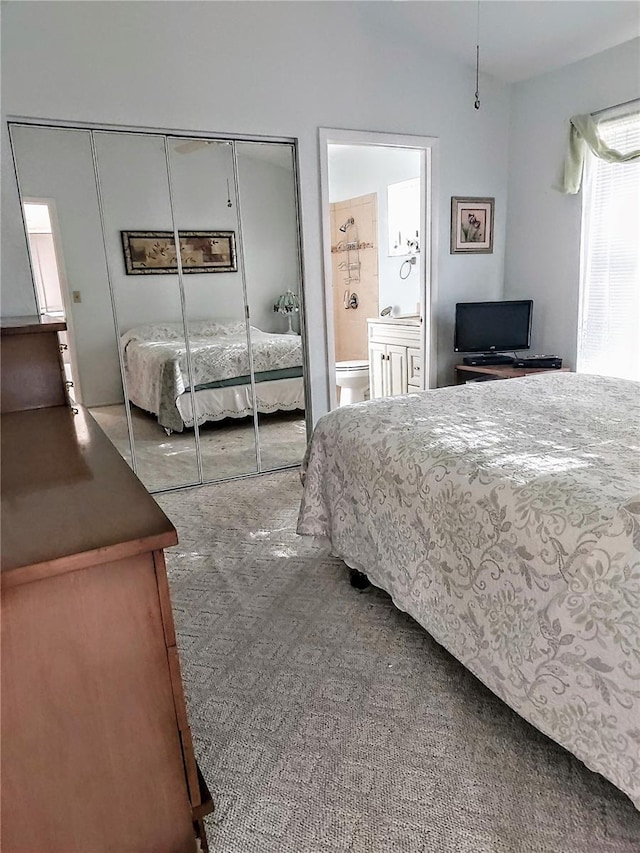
[{"left": 454, "top": 300, "right": 533, "bottom": 353}]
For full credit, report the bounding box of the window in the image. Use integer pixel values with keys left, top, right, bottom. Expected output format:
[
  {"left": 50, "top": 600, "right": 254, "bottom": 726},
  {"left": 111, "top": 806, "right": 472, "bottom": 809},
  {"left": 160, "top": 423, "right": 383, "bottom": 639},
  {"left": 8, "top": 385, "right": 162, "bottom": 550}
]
[{"left": 577, "top": 110, "right": 640, "bottom": 380}]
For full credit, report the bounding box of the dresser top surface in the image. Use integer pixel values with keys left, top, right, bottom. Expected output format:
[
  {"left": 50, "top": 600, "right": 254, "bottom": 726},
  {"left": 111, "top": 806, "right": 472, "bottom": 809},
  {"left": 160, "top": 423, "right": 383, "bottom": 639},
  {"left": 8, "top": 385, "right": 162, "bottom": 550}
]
[
  {"left": 1, "top": 406, "right": 177, "bottom": 583},
  {"left": 1, "top": 314, "right": 67, "bottom": 336}
]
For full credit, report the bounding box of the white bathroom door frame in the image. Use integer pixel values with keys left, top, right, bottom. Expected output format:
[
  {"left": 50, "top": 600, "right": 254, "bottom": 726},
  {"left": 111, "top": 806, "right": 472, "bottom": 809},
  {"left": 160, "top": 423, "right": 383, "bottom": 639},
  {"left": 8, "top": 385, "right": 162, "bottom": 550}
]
[{"left": 319, "top": 127, "right": 439, "bottom": 410}]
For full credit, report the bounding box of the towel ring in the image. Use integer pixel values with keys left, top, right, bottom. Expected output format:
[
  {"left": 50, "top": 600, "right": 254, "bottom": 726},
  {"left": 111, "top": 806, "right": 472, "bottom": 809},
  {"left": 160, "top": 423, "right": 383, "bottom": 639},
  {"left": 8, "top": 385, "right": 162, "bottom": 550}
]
[{"left": 399, "top": 259, "right": 413, "bottom": 280}]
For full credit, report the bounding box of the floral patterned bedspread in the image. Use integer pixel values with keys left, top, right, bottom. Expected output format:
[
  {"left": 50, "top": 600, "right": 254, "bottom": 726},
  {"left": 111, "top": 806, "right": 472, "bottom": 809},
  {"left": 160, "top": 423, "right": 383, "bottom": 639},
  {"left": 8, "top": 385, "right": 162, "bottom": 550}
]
[
  {"left": 121, "top": 321, "right": 303, "bottom": 431},
  {"left": 297, "top": 373, "right": 640, "bottom": 808}
]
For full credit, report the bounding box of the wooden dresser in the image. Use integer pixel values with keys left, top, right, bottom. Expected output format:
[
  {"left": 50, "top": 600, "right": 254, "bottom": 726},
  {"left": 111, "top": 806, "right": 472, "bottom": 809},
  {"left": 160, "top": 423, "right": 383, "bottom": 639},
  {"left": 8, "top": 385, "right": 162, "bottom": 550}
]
[
  {"left": 1, "top": 317, "right": 211, "bottom": 852},
  {"left": 0, "top": 314, "right": 69, "bottom": 412},
  {"left": 455, "top": 363, "right": 570, "bottom": 384}
]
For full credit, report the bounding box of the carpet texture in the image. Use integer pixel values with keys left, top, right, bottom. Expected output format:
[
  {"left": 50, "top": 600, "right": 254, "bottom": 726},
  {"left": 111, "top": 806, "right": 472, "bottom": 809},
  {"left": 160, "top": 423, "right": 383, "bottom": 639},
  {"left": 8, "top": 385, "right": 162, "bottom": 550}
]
[{"left": 157, "top": 470, "right": 640, "bottom": 853}]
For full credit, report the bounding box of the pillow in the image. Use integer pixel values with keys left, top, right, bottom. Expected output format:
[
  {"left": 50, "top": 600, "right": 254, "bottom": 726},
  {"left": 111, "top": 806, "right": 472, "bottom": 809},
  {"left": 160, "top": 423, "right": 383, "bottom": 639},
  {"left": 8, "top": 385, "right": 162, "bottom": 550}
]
[
  {"left": 121, "top": 319, "right": 251, "bottom": 347},
  {"left": 188, "top": 320, "right": 247, "bottom": 338},
  {"left": 121, "top": 322, "right": 184, "bottom": 347}
]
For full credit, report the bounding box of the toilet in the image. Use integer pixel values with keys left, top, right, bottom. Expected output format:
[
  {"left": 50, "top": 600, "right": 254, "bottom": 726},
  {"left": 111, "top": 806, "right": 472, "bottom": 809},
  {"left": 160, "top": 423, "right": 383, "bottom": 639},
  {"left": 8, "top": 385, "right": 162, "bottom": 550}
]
[{"left": 335, "top": 359, "right": 370, "bottom": 406}]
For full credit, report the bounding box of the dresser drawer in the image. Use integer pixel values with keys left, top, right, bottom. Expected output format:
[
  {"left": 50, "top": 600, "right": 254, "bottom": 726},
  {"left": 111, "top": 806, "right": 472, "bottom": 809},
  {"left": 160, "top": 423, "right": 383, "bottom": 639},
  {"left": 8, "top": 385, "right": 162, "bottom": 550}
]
[
  {"left": 367, "top": 320, "right": 421, "bottom": 347},
  {"left": 407, "top": 347, "right": 422, "bottom": 387},
  {"left": 1, "top": 328, "right": 67, "bottom": 413}
]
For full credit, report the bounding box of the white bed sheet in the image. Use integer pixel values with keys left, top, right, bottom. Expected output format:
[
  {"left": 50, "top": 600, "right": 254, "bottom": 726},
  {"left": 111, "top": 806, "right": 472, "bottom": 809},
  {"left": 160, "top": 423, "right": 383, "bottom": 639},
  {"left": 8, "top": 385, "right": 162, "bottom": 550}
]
[
  {"left": 175, "top": 377, "right": 304, "bottom": 427},
  {"left": 121, "top": 321, "right": 303, "bottom": 430}
]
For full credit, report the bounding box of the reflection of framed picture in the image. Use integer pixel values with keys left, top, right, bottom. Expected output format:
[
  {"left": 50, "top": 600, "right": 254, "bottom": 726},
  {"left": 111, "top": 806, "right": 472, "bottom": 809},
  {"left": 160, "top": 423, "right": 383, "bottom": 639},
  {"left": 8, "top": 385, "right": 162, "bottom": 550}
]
[
  {"left": 450, "top": 197, "right": 494, "bottom": 254},
  {"left": 121, "top": 230, "right": 237, "bottom": 274}
]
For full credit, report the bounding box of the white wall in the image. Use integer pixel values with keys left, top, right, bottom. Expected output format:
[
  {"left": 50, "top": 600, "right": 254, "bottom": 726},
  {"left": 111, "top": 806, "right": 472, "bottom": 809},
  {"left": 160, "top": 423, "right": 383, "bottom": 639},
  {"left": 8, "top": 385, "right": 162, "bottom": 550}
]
[
  {"left": 236, "top": 145, "right": 301, "bottom": 335},
  {"left": 94, "top": 131, "right": 194, "bottom": 341},
  {"left": 93, "top": 135, "right": 298, "bottom": 334},
  {"left": 328, "top": 145, "right": 422, "bottom": 316},
  {"left": 504, "top": 38, "right": 640, "bottom": 366},
  {"left": 1, "top": 1, "right": 511, "bottom": 413}
]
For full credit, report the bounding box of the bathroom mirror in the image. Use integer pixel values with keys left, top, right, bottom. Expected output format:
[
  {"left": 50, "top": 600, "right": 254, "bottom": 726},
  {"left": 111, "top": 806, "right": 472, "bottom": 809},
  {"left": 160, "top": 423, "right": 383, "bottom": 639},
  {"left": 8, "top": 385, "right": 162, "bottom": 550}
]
[
  {"left": 388, "top": 178, "right": 420, "bottom": 257},
  {"left": 10, "top": 121, "right": 308, "bottom": 492}
]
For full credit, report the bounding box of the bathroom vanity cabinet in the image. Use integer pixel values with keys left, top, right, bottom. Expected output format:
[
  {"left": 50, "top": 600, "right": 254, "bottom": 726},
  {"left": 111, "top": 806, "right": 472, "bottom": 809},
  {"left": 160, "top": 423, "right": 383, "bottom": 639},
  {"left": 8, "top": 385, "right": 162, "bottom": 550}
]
[{"left": 367, "top": 317, "right": 422, "bottom": 399}]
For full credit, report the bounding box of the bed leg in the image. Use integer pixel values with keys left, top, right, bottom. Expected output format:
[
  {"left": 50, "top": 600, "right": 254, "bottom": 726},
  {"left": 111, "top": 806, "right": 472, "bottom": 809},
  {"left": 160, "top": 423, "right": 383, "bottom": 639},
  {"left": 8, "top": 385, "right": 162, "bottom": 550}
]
[{"left": 349, "top": 569, "right": 370, "bottom": 590}]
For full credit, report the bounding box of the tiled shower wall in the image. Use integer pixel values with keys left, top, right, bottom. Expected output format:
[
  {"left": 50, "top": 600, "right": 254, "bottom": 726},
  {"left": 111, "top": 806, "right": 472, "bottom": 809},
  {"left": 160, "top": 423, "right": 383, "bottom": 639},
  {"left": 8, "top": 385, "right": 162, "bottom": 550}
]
[{"left": 330, "top": 194, "right": 378, "bottom": 363}]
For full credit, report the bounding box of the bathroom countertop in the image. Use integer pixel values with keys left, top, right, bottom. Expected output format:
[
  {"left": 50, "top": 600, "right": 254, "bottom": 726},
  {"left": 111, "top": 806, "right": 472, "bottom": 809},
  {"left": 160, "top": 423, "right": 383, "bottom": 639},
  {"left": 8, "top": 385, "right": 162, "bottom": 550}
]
[{"left": 366, "top": 315, "right": 421, "bottom": 326}]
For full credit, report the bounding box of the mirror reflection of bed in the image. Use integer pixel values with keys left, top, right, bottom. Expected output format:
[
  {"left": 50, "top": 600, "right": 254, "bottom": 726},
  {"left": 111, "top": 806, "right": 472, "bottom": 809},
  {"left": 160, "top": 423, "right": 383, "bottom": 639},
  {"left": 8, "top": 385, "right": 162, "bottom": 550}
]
[
  {"left": 90, "top": 318, "right": 307, "bottom": 492},
  {"left": 10, "top": 122, "right": 308, "bottom": 494}
]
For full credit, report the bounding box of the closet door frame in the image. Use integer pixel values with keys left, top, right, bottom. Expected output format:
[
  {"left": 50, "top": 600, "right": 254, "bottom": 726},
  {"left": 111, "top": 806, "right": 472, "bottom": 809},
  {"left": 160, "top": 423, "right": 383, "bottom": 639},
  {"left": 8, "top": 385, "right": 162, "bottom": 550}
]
[{"left": 7, "top": 116, "right": 312, "bottom": 491}]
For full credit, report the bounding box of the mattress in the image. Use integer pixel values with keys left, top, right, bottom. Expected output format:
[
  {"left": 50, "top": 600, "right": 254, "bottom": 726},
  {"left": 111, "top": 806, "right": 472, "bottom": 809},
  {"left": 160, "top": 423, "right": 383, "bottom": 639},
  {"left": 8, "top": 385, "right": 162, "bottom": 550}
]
[
  {"left": 121, "top": 320, "right": 303, "bottom": 431},
  {"left": 297, "top": 372, "right": 640, "bottom": 808}
]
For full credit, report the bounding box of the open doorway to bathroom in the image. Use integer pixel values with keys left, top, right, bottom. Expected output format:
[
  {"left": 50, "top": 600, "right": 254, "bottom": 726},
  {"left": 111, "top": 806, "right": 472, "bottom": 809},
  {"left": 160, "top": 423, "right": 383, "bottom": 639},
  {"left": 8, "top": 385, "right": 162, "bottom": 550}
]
[
  {"left": 319, "top": 129, "right": 437, "bottom": 409},
  {"left": 22, "top": 198, "right": 80, "bottom": 397}
]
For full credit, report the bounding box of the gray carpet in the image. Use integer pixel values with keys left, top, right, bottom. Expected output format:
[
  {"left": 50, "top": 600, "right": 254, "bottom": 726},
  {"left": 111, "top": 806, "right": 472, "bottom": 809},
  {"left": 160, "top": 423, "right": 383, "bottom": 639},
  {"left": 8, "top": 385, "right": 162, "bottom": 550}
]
[{"left": 156, "top": 471, "right": 640, "bottom": 853}]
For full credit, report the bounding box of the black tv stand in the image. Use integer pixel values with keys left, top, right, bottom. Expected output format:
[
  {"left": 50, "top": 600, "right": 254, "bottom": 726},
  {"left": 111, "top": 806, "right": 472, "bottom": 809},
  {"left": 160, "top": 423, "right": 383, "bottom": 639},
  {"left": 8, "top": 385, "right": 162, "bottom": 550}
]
[{"left": 462, "top": 353, "right": 514, "bottom": 366}]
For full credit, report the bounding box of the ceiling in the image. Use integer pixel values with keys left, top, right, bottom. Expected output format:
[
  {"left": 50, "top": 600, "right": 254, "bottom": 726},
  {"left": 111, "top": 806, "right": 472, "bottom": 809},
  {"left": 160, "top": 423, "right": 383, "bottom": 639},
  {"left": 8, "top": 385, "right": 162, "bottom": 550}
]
[{"left": 365, "top": 1, "right": 640, "bottom": 83}]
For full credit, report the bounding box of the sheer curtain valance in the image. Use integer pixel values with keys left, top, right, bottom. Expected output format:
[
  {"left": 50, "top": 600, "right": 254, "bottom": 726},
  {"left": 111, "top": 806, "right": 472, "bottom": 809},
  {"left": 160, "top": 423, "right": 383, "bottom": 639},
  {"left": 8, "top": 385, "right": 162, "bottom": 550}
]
[
  {"left": 576, "top": 109, "right": 640, "bottom": 380},
  {"left": 561, "top": 106, "right": 640, "bottom": 194}
]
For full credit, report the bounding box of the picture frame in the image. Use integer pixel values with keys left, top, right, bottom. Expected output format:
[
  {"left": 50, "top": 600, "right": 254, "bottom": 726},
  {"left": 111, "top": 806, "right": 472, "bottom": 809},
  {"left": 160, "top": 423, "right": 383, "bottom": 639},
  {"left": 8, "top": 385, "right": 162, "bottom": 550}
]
[
  {"left": 121, "top": 230, "right": 237, "bottom": 274},
  {"left": 450, "top": 197, "right": 494, "bottom": 254}
]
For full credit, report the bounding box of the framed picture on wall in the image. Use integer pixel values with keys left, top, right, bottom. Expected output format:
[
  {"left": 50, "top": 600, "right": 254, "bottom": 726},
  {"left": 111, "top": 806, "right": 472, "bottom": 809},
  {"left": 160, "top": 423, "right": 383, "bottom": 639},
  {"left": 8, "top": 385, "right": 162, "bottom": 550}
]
[
  {"left": 121, "top": 230, "right": 237, "bottom": 274},
  {"left": 450, "top": 197, "right": 494, "bottom": 254}
]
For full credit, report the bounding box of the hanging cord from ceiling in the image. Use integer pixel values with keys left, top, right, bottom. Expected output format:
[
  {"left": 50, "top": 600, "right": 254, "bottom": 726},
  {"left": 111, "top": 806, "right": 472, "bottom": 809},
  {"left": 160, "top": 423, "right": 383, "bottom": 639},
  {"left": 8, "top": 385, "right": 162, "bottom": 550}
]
[{"left": 474, "top": 0, "right": 481, "bottom": 110}]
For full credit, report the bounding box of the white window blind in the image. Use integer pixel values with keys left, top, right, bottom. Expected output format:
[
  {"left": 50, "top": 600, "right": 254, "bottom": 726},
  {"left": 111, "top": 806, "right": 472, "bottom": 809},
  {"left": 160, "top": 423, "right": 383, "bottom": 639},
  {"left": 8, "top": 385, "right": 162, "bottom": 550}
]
[{"left": 577, "top": 110, "right": 640, "bottom": 380}]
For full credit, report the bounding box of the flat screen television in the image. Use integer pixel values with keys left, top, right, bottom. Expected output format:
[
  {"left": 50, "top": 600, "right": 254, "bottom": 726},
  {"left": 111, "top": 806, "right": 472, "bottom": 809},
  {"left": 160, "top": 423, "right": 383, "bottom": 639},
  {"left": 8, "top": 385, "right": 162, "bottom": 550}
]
[{"left": 454, "top": 299, "right": 533, "bottom": 353}]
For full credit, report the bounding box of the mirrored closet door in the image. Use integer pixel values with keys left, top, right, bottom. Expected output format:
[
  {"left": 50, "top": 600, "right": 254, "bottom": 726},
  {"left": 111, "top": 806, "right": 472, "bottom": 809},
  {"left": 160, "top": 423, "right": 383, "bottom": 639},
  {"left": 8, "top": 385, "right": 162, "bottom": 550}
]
[
  {"left": 166, "top": 136, "right": 258, "bottom": 483},
  {"left": 234, "top": 141, "right": 307, "bottom": 472},
  {"left": 10, "top": 122, "right": 308, "bottom": 493}
]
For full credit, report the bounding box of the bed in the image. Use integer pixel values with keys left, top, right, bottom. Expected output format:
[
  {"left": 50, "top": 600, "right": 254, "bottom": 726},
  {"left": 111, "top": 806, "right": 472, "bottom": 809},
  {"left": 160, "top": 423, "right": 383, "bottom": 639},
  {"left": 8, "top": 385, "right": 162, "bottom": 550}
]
[
  {"left": 297, "top": 372, "right": 640, "bottom": 809},
  {"left": 121, "top": 320, "right": 304, "bottom": 432}
]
